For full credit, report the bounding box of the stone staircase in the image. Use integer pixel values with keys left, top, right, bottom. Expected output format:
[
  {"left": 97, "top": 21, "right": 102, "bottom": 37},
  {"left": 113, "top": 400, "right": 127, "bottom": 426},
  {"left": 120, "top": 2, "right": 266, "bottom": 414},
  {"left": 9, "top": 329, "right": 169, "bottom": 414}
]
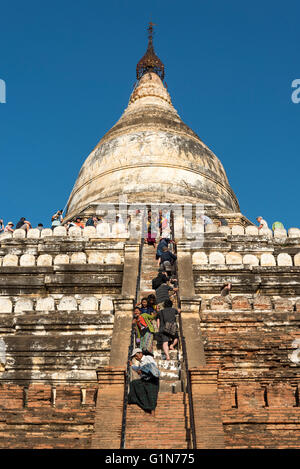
[
  {"left": 124, "top": 240, "right": 190, "bottom": 449},
  {"left": 125, "top": 392, "right": 190, "bottom": 449},
  {"left": 139, "top": 243, "right": 158, "bottom": 298}
]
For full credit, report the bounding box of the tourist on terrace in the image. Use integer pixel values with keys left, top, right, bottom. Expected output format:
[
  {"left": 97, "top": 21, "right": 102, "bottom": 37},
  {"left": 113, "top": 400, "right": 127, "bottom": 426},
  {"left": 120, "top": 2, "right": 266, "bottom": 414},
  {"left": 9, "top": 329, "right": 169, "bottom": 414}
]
[
  {"left": 51, "top": 210, "right": 63, "bottom": 229},
  {"left": 74, "top": 217, "right": 84, "bottom": 229},
  {"left": 156, "top": 299, "right": 179, "bottom": 361},
  {"left": 128, "top": 348, "right": 160, "bottom": 416},
  {"left": 272, "top": 221, "right": 285, "bottom": 231},
  {"left": 15, "top": 217, "right": 31, "bottom": 232},
  {"left": 0, "top": 219, "right": 4, "bottom": 233},
  {"left": 4, "top": 222, "right": 14, "bottom": 232},
  {"left": 256, "top": 216, "right": 268, "bottom": 230},
  {"left": 132, "top": 306, "right": 157, "bottom": 354},
  {"left": 37, "top": 223, "right": 44, "bottom": 231},
  {"left": 144, "top": 210, "right": 157, "bottom": 247},
  {"left": 85, "top": 216, "right": 98, "bottom": 227},
  {"left": 218, "top": 218, "right": 228, "bottom": 226},
  {"left": 201, "top": 214, "right": 213, "bottom": 231}
]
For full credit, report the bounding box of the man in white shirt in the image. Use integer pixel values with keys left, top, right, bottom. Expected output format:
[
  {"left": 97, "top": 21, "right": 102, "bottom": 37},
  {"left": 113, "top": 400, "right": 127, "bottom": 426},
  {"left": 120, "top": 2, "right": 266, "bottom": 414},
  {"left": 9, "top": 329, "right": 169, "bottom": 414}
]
[{"left": 256, "top": 216, "right": 269, "bottom": 230}]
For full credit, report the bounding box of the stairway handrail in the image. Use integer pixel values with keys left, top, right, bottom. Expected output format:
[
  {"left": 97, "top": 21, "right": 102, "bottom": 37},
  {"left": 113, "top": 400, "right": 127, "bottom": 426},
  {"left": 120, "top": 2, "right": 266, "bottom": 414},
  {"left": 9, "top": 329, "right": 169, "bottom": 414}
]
[
  {"left": 120, "top": 237, "right": 144, "bottom": 449},
  {"left": 170, "top": 210, "right": 197, "bottom": 449}
]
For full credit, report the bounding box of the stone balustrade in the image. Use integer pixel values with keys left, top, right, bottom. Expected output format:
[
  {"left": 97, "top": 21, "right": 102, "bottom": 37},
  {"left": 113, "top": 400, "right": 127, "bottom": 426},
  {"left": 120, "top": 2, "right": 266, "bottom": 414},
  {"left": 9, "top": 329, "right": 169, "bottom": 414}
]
[
  {"left": 0, "top": 225, "right": 130, "bottom": 241},
  {"left": 1, "top": 225, "right": 300, "bottom": 241},
  {"left": 0, "top": 295, "right": 114, "bottom": 314},
  {"left": 0, "top": 251, "right": 123, "bottom": 267},
  {"left": 204, "top": 295, "right": 300, "bottom": 312},
  {"left": 192, "top": 251, "right": 300, "bottom": 267},
  {"left": 178, "top": 224, "right": 300, "bottom": 239}
]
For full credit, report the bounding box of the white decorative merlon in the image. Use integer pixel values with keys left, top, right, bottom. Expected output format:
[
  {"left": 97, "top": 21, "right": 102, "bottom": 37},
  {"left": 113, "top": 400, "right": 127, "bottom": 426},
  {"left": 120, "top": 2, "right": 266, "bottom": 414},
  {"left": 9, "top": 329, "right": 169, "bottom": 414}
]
[
  {"left": 105, "top": 253, "right": 122, "bottom": 264},
  {"left": 0, "top": 298, "right": 13, "bottom": 313},
  {"left": 83, "top": 226, "right": 96, "bottom": 238},
  {"left": 54, "top": 254, "right": 69, "bottom": 265},
  {"left": 3, "top": 254, "right": 18, "bottom": 266},
  {"left": 0, "top": 232, "right": 12, "bottom": 240},
  {"left": 243, "top": 254, "right": 259, "bottom": 266},
  {"left": 13, "top": 229, "right": 26, "bottom": 239},
  {"left": 218, "top": 226, "right": 231, "bottom": 235},
  {"left": 70, "top": 252, "right": 87, "bottom": 264},
  {"left": 274, "top": 228, "right": 287, "bottom": 239},
  {"left": 37, "top": 254, "right": 53, "bottom": 266},
  {"left": 53, "top": 226, "right": 67, "bottom": 237},
  {"left": 231, "top": 226, "right": 244, "bottom": 235},
  {"left": 36, "top": 297, "right": 55, "bottom": 311},
  {"left": 79, "top": 296, "right": 99, "bottom": 311},
  {"left": 294, "top": 253, "right": 300, "bottom": 266},
  {"left": 288, "top": 228, "right": 300, "bottom": 238},
  {"left": 226, "top": 252, "right": 243, "bottom": 265},
  {"left": 68, "top": 226, "right": 82, "bottom": 238},
  {"left": 277, "top": 253, "right": 293, "bottom": 266},
  {"left": 209, "top": 252, "right": 225, "bottom": 265},
  {"left": 100, "top": 296, "right": 114, "bottom": 311},
  {"left": 20, "top": 254, "right": 35, "bottom": 267},
  {"left": 260, "top": 253, "right": 276, "bottom": 266},
  {"left": 88, "top": 252, "right": 105, "bottom": 264},
  {"left": 57, "top": 296, "right": 78, "bottom": 311},
  {"left": 15, "top": 298, "right": 33, "bottom": 312},
  {"left": 245, "top": 226, "right": 258, "bottom": 236},
  {"left": 40, "top": 228, "right": 53, "bottom": 238},
  {"left": 192, "top": 252, "right": 208, "bottom": 265},
  {"left": 27, "top": 229, "right": 40, "bottom": 239}
]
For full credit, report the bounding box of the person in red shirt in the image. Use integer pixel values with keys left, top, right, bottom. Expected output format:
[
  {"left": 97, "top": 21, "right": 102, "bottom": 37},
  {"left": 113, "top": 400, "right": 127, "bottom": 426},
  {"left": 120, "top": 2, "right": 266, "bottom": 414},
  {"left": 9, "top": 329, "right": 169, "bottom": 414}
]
[{"left": 74, "top": 217, "right": 84, "bottom": 229}]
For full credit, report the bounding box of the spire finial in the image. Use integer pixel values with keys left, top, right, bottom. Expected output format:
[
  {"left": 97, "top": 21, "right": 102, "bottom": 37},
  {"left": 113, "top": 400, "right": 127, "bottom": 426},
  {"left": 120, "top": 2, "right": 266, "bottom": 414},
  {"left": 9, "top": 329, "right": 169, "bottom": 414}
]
[{"left": 136, "top": 22, "right": 165, "bottom": 81}]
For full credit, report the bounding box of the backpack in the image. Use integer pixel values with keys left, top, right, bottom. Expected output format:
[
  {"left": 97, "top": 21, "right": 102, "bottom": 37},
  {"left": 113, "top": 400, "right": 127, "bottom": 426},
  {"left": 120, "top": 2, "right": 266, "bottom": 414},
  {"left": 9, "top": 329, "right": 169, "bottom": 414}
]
[{"left": 152, "top": 276, "right": 163, "bottom": 290}]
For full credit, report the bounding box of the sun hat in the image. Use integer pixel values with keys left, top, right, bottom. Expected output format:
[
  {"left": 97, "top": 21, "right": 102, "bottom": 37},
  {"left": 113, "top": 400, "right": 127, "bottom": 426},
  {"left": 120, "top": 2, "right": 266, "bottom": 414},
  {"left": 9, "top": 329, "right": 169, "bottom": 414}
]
[{"left": 131, "top": 348, "right": 142, "bottom": 358}]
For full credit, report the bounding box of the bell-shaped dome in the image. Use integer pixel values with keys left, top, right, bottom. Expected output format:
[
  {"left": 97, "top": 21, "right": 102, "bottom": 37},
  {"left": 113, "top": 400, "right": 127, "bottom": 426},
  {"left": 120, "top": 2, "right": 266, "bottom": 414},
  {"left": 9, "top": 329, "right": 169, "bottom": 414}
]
[{"left": 66, "top": 28, "right": 239, "bottom": 219}]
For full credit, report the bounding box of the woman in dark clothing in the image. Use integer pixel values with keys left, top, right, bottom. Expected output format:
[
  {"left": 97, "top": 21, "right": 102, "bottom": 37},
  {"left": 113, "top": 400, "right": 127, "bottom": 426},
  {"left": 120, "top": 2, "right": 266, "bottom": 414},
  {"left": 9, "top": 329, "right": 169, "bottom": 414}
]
[
  {"left": 157, "top": 299, "right": 179, "bottom": 360},
  {"left": 128, "top": 348, "right": 160, "bottom": 415}
]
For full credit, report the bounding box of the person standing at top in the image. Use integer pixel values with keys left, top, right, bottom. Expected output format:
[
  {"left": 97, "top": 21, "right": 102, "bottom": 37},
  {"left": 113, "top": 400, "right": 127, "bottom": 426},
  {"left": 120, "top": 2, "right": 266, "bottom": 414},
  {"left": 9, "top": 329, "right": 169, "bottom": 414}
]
[
  {"left": 51, "top": 210, "right": 63, "bottom": 229},
  {"left": 256, "top": 216, "right": 269, "bottom": 230},
  {"left": 0, "top": 219, "right": 4, "bottom": 233}
]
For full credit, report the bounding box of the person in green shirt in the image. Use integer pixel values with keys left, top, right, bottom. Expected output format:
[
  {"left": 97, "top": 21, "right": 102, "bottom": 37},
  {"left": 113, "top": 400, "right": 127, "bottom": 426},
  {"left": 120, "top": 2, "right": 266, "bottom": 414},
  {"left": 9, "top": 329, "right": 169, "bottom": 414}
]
[
  {"left": 132, "top": 306, "right": 157, "bottom": 354},
  {"left": 272, "top": 221, "right": 285, "bottom": 231}
]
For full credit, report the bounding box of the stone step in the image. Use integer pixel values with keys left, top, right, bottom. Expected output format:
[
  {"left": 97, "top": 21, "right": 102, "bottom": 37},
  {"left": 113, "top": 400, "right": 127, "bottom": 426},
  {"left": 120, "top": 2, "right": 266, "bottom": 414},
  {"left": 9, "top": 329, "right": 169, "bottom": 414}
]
[{"left": 159, "top": 380, "right": 183, "bottom": 393}]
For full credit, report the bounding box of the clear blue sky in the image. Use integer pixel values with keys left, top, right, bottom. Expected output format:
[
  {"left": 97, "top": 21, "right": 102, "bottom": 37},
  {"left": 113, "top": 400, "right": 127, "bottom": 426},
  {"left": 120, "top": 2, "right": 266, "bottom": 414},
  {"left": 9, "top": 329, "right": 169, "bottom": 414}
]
[{"left": 0, "top": 0, "right": 299, "bottom": 229}]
